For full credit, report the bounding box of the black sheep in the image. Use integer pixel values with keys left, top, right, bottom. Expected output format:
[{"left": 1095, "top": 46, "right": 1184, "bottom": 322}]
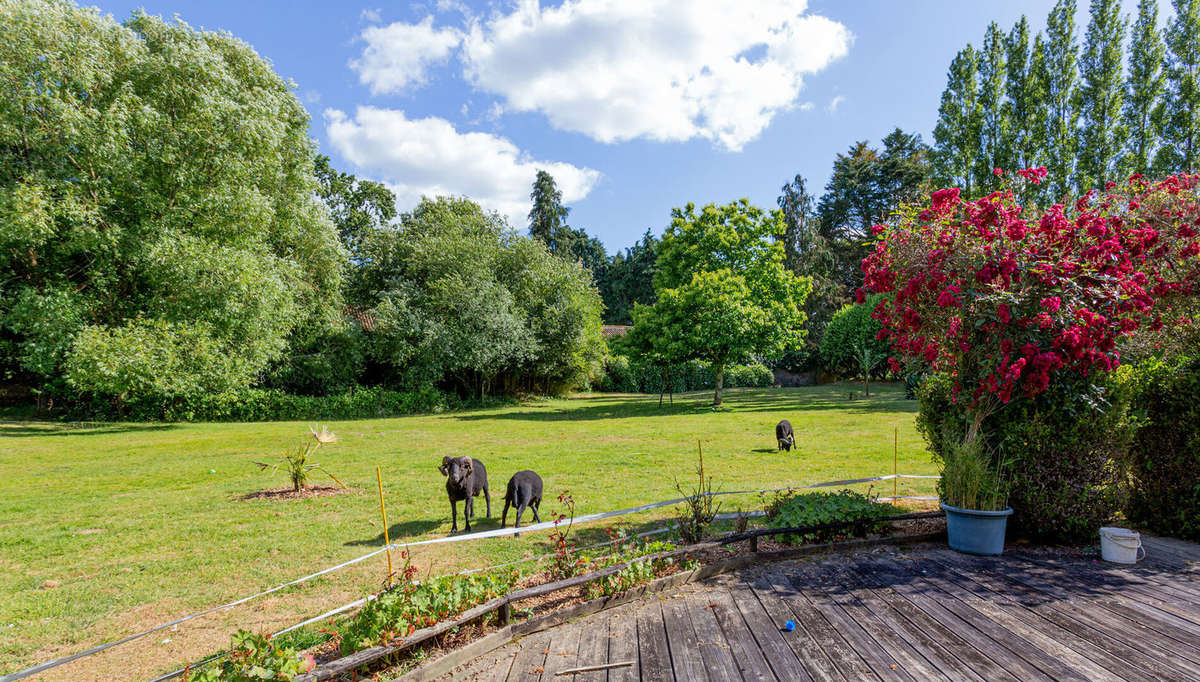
[
  {"left": 438, "top": 456, "right": 490, "bottom": 532},
  {"left": 501, "top": 470, "right": 543, "bottom": 534},
  {"left": 776, "top": 419, "right": 795, "bottom": 452}
]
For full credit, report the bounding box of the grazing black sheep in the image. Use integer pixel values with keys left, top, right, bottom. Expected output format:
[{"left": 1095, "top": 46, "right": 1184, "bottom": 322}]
[
  {"left": 776, "top": 419, "right": 795, "bottom": 452},
  {"left": 501, "top": 470, "right": 543, "bottom": 534},
  {"left": 438, "top": 456, "right": 490, "bottom": 532}
]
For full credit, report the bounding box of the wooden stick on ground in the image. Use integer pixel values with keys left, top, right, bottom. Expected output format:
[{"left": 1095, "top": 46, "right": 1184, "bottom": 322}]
[{"left": 554, "top": 660, "right": 635, "bottom": 676}]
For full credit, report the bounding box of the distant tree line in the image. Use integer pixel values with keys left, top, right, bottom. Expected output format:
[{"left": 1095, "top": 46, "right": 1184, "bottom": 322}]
[{"left": 932, "top": 0, "right": 1200, "bottom": 199}]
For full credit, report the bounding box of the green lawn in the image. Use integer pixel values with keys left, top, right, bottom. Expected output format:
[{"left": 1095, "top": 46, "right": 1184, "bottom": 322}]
[{"left": 0, "top": 384, "right": 938, "bottom": 679}]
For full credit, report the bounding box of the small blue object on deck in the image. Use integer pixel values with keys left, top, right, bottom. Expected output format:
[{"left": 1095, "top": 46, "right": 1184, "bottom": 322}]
[{"left": 784, "top": 620, "right": 796, "bottom": 632}]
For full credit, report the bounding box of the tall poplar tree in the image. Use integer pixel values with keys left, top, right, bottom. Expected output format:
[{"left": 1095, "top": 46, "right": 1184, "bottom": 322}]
[
  {"left": 1122, "top": 0, "right": 1166, "bottom": 177},
  {"left": 1043, "top": 0, "right": 1081, "bottom": 198},
  {"left": 1004, "top": 17, "right": 1047, "bottom": 171},
  {"left": 1078, "top": 0, "right": 1128, "bottom": 189},
  {"left": 1157, "top": 0, "right": 1200, "bottom": 172},
  {"left": 932, "top": 46, "right": 983, "bottom": 196},
  {"left": 978, "top": 22, "right": 1009, "bottom": 190}
]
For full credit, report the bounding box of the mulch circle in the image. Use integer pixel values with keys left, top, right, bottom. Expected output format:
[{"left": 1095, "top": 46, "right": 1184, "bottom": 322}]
[{"left": 237, "top": 486, "right": 355, "bottom": 501}]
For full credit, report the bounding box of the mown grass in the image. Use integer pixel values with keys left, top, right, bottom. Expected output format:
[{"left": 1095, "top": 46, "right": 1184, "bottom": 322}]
[{"left": 0, "top": 384, "right": 938, "bottom": 679}]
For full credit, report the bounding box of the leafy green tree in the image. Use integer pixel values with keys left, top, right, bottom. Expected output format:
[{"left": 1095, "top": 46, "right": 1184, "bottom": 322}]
[
  {"left": 1042, "top": 0, "right": 1082, "bottom": 198},
  {"left": 358, "top": 197, "right": 603, "bottom": 397},
  {"left": 978, "top": 23, "right": 1009, "bottom": 191},
  {"left": 314, "top": 155, "right": 397, "bottom": 260},
  {"left": 528, "top": 169, "right": 569, "bottom": 250},
  {"left": 778, "top": 175, "right": 844, "bottom": 364},
  {"left": 817, "top": 131, "right": 929, "bottom": 290},
  {"left": 598, "top": 231, "right": 658, "bottom": 325},
  {"left": 1004, "top": 17, "right": 1048, "bottom": 171},
  {"left": 0, "top": 0, "right": 344, "bottom": 403},
  {"left": 1157, "top": 0, "right": 1200, "bottom": 172},
  {"left": 932, "top": 46, "right": 983, "bottom": 196},
  {"left": 818, "top": 294, "right": 890, "bottom": 395},
  {"left": 1123, "top": 0, "right": 1167, "bottom": 177},
  {"left": 1077, "top": 0, "right": 1128, "bottom": 189},
  {"left": 638, "top": 200, "right": 810, "bottom": 406}
]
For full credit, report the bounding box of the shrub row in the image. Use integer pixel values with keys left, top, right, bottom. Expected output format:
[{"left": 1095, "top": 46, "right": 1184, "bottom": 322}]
[
  {"left": 1125, "top": 358, "right": 1200, "bottom": 541},
  {"left": 593, "top": 354, "right": 773, "bottom": 394},
  {"left": 61, "top": 385, "right": 457, "bottom": 422},
  {"left": 917, "top": 359, "right": 1200, "bottom": 544}
]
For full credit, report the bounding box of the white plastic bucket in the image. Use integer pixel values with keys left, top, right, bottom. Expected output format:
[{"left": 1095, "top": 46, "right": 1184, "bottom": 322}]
[{"left": 1099, "top": 527, "right": 1144, "bottom": 564}]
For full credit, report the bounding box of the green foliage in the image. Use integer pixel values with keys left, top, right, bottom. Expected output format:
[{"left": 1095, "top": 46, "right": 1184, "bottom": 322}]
[
  {"left": 335, "top": 568, "right": 516, "bottom": 655},
  {"left": 1156, "top": 0, "right": 1200, "bottom": 173},
  {"left": 1077, "top": 0, "right": 1127, "bottom": 190},
  {"left": 764, "top": 490, "right": 902, "bottom": 544},
  {"left": 0, "top": 0, "right": 344, "bottom": 402},
  {"left": 185, "top": 630, "right": 310, "bottom": 681},
  {"left": 314, "top": 154, "right": 397, "bottom": 261},
  {"left": 1003, "top": 18, "right": 1049, "bottom": 172},
  {"left": 917, "top": 371, "right": 1132, "bottom": 543},
  {"left": 937, "top": 438, "right": 1009, "bottom": 511},
  {"left": 818, "top": 295, "right": 889, "bottom": 377},
  {"left": 978, "top": 23, "right": 1010, "bottom": 190},
  {"left": 356, "top": 197, "right": 605, "bottom": 397},
  {"left": 1125, "top": 358, "right": 1200, "bottom": 540},
  {"left": 1122, "top": 0, "right": 1166, "bottom": 177},
  {"left": 777, "top": 175, "right": 846, "bottom": 364},
  {"left": 528, "top": 169, "right": 570, "bottom": 250},
  {"left": 593, "top": 354, "right": 773, "bottom": 394},
  {"left": 633, "top": 199, "right": 809, "bottom": 406},
  {"left": 933, "top": 45, "right": 984, "bottom": 195},
  {"left": 63, "top": 386, "right": 454, "bottom": 422},
  {"left": 816, "top": 131, "right": 930, "bottom": 289},
  {"left": 597, "top": 230, "right": 658, "bottom": 325}
]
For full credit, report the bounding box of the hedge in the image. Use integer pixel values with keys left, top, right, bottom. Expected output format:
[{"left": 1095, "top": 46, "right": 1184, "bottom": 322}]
[
  {"left": 1126, "top": 358, "right": 1200, "bottom": 541},
  {"left": 917, "top": 371, "right": 1133, "bottom": 544},
  {"left": 60, "top": 385, "right": 457, "bottom": 422},
  {"left": 593, "top": 355, "right": 773, "bottom": 394}
]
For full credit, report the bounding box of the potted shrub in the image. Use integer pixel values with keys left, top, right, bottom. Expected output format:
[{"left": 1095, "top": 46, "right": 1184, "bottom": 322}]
[{"left": 938, "top": 438, "right": 1010, "bottom": 555}]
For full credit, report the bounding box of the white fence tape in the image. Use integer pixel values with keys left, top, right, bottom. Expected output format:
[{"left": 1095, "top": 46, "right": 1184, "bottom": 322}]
[{"left": 2, "top": 473, "right": 938, "bottom": 682}]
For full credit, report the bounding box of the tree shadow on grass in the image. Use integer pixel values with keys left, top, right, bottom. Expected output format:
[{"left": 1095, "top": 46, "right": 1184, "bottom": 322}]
[
  {"left": 0, "top": 421, "right": 179, "bottom": 438},
  {"left": 451, "top": 386, "right": 918, "bottom": 423},
  {"left": 346, "top": 518, "right": 443, "bottom": 546}
]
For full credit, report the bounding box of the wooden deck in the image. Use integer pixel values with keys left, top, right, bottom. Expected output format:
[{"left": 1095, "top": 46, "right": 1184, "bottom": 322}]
[{"left": 445, "top": 535, "right": 1200, "bottom": 681}]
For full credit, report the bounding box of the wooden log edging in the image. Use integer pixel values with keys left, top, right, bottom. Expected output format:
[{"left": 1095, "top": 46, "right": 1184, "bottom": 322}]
[{"left": 297, "top": 513, "right": 945, "bottom": 682}]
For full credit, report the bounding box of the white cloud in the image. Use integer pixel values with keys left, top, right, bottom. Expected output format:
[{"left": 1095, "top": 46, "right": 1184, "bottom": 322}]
[
  {"left": 798, "top": 101, "right": 814, "bottom": 112},
  {"left": 325, "top": 106, "right": 601, "bottom": 226},
  {"left": 458, "top": 0, "right": 851, "bottom": 151},
  {"left": 360, "top": 8, "right": 381, "bottom": 23},
  {"left": 351, "top": 16, "right": 461, "bottom": 95},
  {"left": 827, "top": 94, "right": 845, "bottom": 113}
]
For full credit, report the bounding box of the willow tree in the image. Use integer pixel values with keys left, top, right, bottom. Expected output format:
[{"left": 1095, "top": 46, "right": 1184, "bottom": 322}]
[{"left": 0, "top": 0, "right": 344, "bottom": 403}]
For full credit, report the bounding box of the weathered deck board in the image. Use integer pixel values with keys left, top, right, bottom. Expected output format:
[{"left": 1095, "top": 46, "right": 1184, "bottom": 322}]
[{"left": 442, "top": 539, "right": 1200, "bottom": 682}]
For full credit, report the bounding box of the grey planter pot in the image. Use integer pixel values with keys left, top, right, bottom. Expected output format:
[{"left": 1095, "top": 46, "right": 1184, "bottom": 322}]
[{"left": 941, "top": 503, "right": 1013, "bottom": 556}]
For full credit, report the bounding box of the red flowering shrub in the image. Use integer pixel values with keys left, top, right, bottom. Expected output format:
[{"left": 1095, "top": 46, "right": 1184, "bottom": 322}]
[
  {"left": 862, "top": 171, "right": 1200, "bottom": 438},
  {"left": 867, "top": 171, "right": 1200, "bottom": 541}
]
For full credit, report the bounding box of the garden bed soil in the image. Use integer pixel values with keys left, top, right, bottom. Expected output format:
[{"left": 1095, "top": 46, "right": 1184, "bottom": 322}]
[{"left": 237, "top": 486, "right": 354, "bottom": 502}]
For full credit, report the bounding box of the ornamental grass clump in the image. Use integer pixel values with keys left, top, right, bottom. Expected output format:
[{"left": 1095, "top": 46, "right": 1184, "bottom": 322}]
[
  {"left": 255, "top": 424, "right": 346, "bottom": 492},
  {"left": 937, "top": 438, "right": 1008, "bottom": 512}
]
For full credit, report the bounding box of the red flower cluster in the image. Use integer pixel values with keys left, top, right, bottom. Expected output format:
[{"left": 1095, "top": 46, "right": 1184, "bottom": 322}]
[{"left": 861, "top": 171, "right": 1200, "bottom": 408}]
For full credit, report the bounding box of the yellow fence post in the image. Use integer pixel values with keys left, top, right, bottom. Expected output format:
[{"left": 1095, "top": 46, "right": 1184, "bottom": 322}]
[
  {"left": 377, "top": 466, "right": 394, "bottom": 586},
  {"left": 894, "top": 426, "right": 899, "bottom": 499}
]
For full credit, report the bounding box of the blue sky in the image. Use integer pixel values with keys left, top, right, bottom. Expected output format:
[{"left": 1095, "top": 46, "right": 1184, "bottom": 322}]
[{"left": 93, "top": 0, "right": 1145, "bottom": 253}]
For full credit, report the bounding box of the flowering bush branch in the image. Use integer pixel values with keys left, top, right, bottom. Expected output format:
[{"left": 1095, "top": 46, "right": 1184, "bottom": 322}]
[{"left": 861, "top": 170, "right": 1200, "bottom": 442}]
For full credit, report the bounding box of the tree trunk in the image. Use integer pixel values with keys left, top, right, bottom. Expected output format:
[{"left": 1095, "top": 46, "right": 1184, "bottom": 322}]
[
  {"left": 712, "top": 362, "right": 725, "bottom": 407},
  {"left": 863, "top": 372, "right": 870, "bottom": 397}
]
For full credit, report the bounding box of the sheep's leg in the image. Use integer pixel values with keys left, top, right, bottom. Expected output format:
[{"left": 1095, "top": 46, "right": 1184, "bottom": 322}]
[
  {"left": 501, "top": 499, "right": 511, "bottom": 528},
  {"left": 464, "top": 496, "right": 473, "bottom": 531},
  {"left": 484, "top": 486, "right": 491, "bottom": 518},
  {"left": 515, "top": 503, "right": 525, "bottom": 529},
  {"left": 531, "top": 501, "right": 541, "bottom": 523},
  {"left": 450, "top": 499, "right": 458, "bottom": 532}
]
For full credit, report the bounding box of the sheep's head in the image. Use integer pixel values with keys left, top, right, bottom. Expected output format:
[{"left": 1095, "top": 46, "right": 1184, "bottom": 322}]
[{"left": 439, "top": 456, "right": 473, "bottom": 484}]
